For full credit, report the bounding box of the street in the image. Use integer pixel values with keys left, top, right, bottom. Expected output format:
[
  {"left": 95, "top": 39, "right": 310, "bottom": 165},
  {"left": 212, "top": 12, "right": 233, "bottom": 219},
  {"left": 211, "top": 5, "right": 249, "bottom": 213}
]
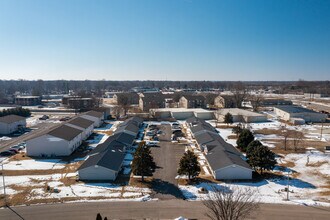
[{"left": 0, "top": 200, "right": 329, "bottom": 220}]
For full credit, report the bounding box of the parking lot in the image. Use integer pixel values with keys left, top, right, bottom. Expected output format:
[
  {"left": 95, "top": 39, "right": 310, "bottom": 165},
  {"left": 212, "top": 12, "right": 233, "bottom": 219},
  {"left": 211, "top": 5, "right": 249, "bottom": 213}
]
[{"left": 148, "top": 123, "right": 186, "bottom": 199}]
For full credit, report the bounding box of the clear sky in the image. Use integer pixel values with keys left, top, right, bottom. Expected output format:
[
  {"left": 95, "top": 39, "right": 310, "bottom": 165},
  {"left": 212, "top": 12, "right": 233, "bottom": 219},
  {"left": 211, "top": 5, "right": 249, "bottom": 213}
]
[{"left": 0, "top": 0, "right": 329, "bottom": 81}]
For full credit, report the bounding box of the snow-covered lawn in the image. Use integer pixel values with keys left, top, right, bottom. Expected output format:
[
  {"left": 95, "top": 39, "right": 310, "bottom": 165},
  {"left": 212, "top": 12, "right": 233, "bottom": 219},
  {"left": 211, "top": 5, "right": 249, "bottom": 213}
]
[
  {"left": 1, "top": 172, "right": 152, "bottom": 204},
  {"left": 179, "top": 179, "right": 330, "bottom": 207},
  {"left": 2, "top": 158, "right": 66, "bottom": 170}
]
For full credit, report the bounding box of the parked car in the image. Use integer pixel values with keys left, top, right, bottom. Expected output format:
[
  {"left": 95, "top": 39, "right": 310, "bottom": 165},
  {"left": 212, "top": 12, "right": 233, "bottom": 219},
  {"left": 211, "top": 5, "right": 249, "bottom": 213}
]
[
  {"left": 8, "top": 148, "right": 19, "bottom": 154},
  {"left": 0, "top": 150, "right": 15, "bottom": 157},
  {"left": 39, "top": 115, "right": 49, "bottom": 120},
  {"left": 146, "top": 141, "right": 159, "bottom": 147},
  {"left": 60, "top": 116, "right": 71, "bottom": 121},
  {"left": 11, "top": 145, "right": 25, "bottom": 151}
]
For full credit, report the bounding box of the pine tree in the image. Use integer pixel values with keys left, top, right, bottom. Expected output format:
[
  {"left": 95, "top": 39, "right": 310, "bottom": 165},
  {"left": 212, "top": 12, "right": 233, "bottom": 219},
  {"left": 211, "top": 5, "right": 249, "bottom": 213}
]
[
  {"left": 131, "top": 142, "right": 156, "bottom": 182},
  {"left": 224, "top": 112, "right": 233, "bottom": 124},
  {"left": 232, "top": 125, "right": 243, "bottom": 137},
  {"left": 178, "top": 150, "right": 200, "bottom": 181},
  {"left": 236, "top": 129, "right": 254, "bottom": 152},
  {"left": 246, "top": 140, "right": 277, "bottom": 174},
  {"left": 96, "top": 213, "right": 102, "bottom": 220}
]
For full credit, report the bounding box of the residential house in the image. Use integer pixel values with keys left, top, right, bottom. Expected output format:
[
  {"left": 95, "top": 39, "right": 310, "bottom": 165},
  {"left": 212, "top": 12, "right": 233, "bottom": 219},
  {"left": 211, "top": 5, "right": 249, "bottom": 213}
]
[
  {"left": 139, "top": 93, "right": 166, "bottom": 112},
  {"left": 179, "top": 95, "right": 206, "bottom": 109},
  {"left": 80, "top": 110, "right": 104, "bottom": 127},
  {"left": 66, "top": 117, "right": 94, "bottom": 140},
  {"left": 26, "top": 124, "right": 83, "bottom": 157},
  {"left": 187, "top": 117, "right": 252, "bottom": 180},
  {"left": 0, "top": 115, "right": 26, "bottom": 135}
]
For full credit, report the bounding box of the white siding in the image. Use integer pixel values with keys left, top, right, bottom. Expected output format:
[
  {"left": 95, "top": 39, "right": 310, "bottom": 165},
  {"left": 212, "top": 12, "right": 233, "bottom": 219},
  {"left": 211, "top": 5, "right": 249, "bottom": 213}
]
[
  {"left": 26, "top": 133, "right": 82, "bottom": 157},
  {"left": 78, "top": 166, "right": 118, "bottom": 181},
  {"left": 0, "top": 119, "right": 26, "bottom": 135},
  {"left": 26, "top": 134, "right": 71, "bottom": 157},
  {"left": 213, "top": 165, "right": 252, "bottom": 180}
]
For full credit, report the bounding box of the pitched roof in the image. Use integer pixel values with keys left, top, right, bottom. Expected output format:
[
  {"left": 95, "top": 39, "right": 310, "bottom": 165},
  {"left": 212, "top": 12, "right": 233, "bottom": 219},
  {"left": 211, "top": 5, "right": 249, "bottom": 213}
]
[
  {"left": 84, "top": 110, "right": 104, "bottom": 118},
  {"left": 89, "top": 134, "right": 125, "bottom": 155},
  {"left": 67, "top": 117, "right": 94, "bottom": 129},
  {"left": 48, "top": 124, "right": 82, "bottom": 141},
  {"left": 205, "top": 149, "right": 251, "bottom": 171},
  {"left": 78, "top": 145, "right": 125, "bottom": 172},
  {"left": 181, "top": 94, "right": 206, "bottom": 101},
  {"left": 189, "top": 117, "right": 251, "bottom": 172},
  {"left": 0, "top": 115, "right": 26, "bottom": 124}
]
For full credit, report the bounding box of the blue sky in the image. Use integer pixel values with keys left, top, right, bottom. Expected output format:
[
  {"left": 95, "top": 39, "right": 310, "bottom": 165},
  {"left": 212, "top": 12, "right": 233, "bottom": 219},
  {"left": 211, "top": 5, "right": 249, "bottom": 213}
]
[{"left": 0, "top": 0, "right": 329, "bottom": 81}]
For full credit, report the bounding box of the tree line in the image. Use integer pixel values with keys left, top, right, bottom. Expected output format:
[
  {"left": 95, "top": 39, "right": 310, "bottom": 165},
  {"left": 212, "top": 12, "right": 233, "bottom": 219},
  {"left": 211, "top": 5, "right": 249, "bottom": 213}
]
[{"left": 0, "top": 107, "right": 31, "bottom": 117}]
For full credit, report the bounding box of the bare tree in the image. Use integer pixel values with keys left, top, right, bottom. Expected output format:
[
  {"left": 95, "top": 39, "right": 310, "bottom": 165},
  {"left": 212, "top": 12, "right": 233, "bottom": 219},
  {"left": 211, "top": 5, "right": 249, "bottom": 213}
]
[
  {"left": 281, "top": 128, "right": 291, "bottom": 151},
  {"left": 203, "top": 186, "right": 259, "bottom": 220},
  {"left": 111, "top": 105, "right": 123, "bottom": 119},
  {"left": 291, "top": 130, "right": 304, "bottom": 152},
  {"left": 231, "top": 82, "right": 248, "bottom": 108},
  {"left": 250, "top": 94, "right": 264, "bottom": 112}
]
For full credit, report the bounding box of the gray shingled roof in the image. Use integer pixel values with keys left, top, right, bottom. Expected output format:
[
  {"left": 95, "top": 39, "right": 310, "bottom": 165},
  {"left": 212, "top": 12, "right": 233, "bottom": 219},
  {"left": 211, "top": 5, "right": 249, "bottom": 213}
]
[
  {"left": 85, "top": 110, "right": 104, "bottom": 118},
  {"left": 115, "top": 123, "right": 139, "bottom": 135},
  {"left": 67, "top": 117, "right": 94, "bottom": 129},
  {"left": 0, "top": 115, "right": 26, "bottom": 124},
  {"left": 48, "top": 124, "right": 82, "bottom": 141},
  {"left": 89, "top": 134, "right": 124, "bottom": 155},
  {"left": 189, "top": 118, "right": 252, "bottom": 172},
  {"left": 205, "top": 149, "right": 251, "bottom": 171},
  {"left": 78, "top": 145, "right": 125, "bottom": 172}
]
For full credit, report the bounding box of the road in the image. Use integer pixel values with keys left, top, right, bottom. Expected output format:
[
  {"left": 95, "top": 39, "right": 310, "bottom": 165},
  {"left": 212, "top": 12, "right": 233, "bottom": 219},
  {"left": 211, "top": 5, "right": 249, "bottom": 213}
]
[
  {"left": 0, "top": 122, "right": 61, "bottom": 151},
  {"left": 0, "top": 200, "right": 329, "bottom": 220}
]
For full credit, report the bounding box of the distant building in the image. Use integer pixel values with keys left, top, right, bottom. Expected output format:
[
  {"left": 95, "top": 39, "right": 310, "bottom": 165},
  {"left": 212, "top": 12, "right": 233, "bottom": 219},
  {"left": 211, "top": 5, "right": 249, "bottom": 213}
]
[
  {"left": 0, "top": 115, "right": 26, "bottom": 135},
  {"left": 113, "top": 93, "right": 139, "bottom": 105},
  {"left": 257, "top": 99, "right": 293, "bottom": 107},
  {"left": 14, "top": 96, "right": 42, "bottom": 106},
  {"left": 274, "top": 105, "right": 327, "bottom": 123},
  {"left": 179, "top": 95, "right": 206, "bottom": 108},
  {"left": 150, "top": 108, "right": 215, "bottom": 120},
  {"left": 216, "top": 108, "right": 268, "bottom": 123},
  {"left": 304, "top": 93, "right": 329, "bottom": 99},
  {"left": 139, "top": 93, "right": 166, "bottom": 112}
]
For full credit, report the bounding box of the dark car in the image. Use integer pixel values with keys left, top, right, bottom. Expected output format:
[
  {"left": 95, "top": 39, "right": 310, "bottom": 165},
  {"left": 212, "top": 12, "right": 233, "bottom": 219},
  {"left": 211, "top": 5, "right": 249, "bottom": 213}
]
[
  {"left": 8, "top": 148, "right": 19, "bottom": 154},
  {"left": 39, "top": 115, "right": 49, "bottom": 120},
  {"left": 0, "top": 151, "right": 15, "bottom": 157}
]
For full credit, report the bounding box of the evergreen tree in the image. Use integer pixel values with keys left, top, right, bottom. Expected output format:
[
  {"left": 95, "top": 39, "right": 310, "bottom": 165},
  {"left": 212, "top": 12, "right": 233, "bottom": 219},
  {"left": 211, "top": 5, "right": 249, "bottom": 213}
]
[
  {"left": 246, "top": 140, "right": 277, "bottom": 174},
  {"left": 131, "top": 142, "right": 156, "bottom": 182},
  {"left": 96, "top": 213, "right": 102, "bottom": 220},
  {"left": 224, "top": 112, "right": 233, "bottom": 124},
  {"left": 232, "top": 125, "right": 243, "bottom": 137},
  {"left": 178, "top": 150, "right": 200, "bottom": 181},
  {"left": 236, "top": 129, "right": 254, "bottom": 152}
]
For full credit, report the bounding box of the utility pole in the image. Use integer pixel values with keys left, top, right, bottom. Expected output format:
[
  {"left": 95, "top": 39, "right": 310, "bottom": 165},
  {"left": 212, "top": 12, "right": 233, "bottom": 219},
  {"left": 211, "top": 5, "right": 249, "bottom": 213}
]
[
  {"left": 320, "top": 121, "right": 324, "bottom": 140},
  {"left": 1, "top": 163, "right": 6, "bottom": 205},
  {"left": 286, "top": 171, "right": 290, "bottom": 201}
]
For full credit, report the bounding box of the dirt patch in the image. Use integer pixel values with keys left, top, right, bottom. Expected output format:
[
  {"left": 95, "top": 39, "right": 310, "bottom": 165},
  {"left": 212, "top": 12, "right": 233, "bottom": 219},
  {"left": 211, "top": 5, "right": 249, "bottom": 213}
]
[
  {"left": 216, "top": 124, "right": 236, "bottom": 129},
  {"left": 279, "top": 161, "right": 295, "bottom": 168},
  {"left": 8, "top": 153, "right": 32, "bottom": 161},
  {"left": 254, "top": 129, "right": 283, "bottom": 136},
  {"left": 307, "top": 161, "right": 328, "bottom": 167},
  {"left": 129, "top": 176, "right": 153, "bottom": 188},
  {"left": 60, "top": 176, "right": 78, "bottom": 186},
  {"left": 227, "top": 134, "right": 238, "bottom": 139}
]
